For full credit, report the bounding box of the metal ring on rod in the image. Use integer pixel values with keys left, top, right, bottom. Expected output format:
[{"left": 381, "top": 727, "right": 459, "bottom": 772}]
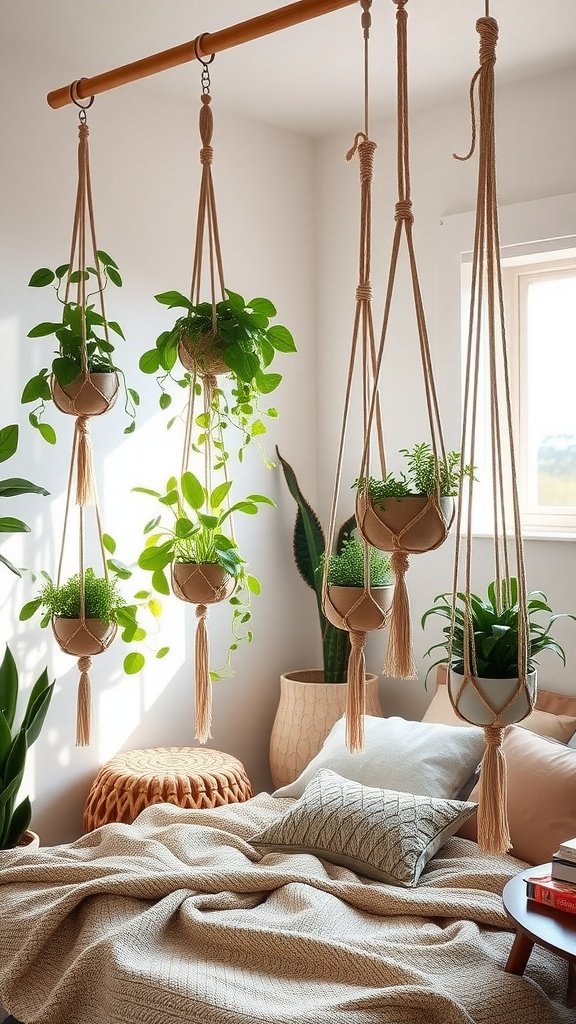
[
  {"left": 193, "top": 34, "right": 215, "bottom": 66},
  {"left": 69, "top": 79, "right": 95, "bottom": 110}
]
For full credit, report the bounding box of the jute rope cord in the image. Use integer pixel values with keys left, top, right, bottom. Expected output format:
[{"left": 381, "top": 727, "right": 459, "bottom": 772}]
[
  {"left": 322, "top": 0, "right": 392, "bottom": 754},
  {"left": 448, "top": 16, "right": 531, "bottom": 854},
  {"left": 83, "top": 746, "right": 253, "bottom": 831},
  {"left": 174, "top": 48, "right": 237, "bottom": 746},
  {"left": 356, "top": 0, "right": 452, "bottom": 682}
]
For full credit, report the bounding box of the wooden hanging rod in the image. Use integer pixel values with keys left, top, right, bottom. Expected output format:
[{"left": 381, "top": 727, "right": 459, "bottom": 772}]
[{"left": 47, "top": 0, "right": 357, "bottom": 109}]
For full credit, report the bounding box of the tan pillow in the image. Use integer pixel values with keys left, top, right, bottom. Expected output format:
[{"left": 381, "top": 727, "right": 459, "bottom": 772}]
[
  {"left": 423, "top": 680, "right": 576, "bottom": 744},
  {"left": 459, "top": 726, "right": 576, "bottom": 865}
]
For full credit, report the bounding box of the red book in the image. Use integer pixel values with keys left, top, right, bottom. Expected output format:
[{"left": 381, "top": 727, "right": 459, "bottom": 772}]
[{"left": 526, "top": 873, "right": 576, "bottom": 915}]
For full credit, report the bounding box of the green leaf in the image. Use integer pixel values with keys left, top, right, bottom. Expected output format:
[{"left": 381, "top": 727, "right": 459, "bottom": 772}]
[
  {"left": 156, "top": 647, "right": 170, "bottom": 659},
  {"left": 68, "top": 270, "right": 89, "bottom": 283},
  {"left": 175, "top": 518, "right": 195, "bottom": 539},
  {"left": 52, "top": 356, "right": 81, "bottom": 388},
  {"left": 0, "top": 648, "right": 18, "bottom": 729},
  {"left": 5, "top": 797, "right": 32, "bottom": 849},
  {"left": 276, "top": 446, "right": 326, "bottom": 606},
  {"left": 251, "top": 420, "right": 267, "bottom": 437},
  {"left": 21, "top": 374, "right": 50, "bottom": 404},
  {"left": 128, "top": 388, "right": 140, "bottom": 406},
  {"left": 133, "top": 486, "right": 161, "bottom": 498},
  {"left": 0, "top": 425, "right": 18, "bottom": 464},
  {"left": 181, "top": 471, "right": 205, "bottom": 510},
  {"left": 124, "top": 422, "right": 136, "bottom": 435},
  {"left": 0, "top": 711, "right": 11, "bottom": 771},
  {"left": 248, "top": 297, "right": 277, "bottom": 317},
  {"left": 155, "top": 291, "right": 192, "bottom": 310},
  {"left": 55, "top": 264, "right": 70, "bottom": 280},
  {"left": 38, "top": 423, "right": 57, "bottom": 445},
  {"left": 254, "top": 370, "right": 282, "bottom": 394},
  {"left": 22, "top": 668, "right": 51, "bottom": 730},
  {"left": 96, "top": 249, "right": 118, "bottom": 269},
  {"left": 107, "top": 558, "right": 132, "bottom": 581},
  {"left": 224, "top": 345, "right": 259, "bottom": 383},
  {"left": 225, "top": 288, "right": 246, "bottom": 311},
  {"left": 152, "top": 569, "right": 170, "bottom": 595},
  {"left": 159, "top": 393, "right": 172, "bottom": 410},
  {"left": 124, "top": 652, "right": 145, "bottom": 675},
  {"left": 246, "top": 493, "right": 276, "bottom": 507},
  {"left": 138, "top": 544, "right": 174, "bottom": 572},
  {"left": 108, "top": 321, "right": 125, "bottom": 339},
  {"left": 19, "top": 599, "right": 42, "bottom": 622},
  {"left": 247, "top": 575, "right": 261, "bottom": 595},
  {"left": 198, "top": 513, "right": 219, "bottom": 529},
  {"left": 28, "top": 268, "right": 55, "bottom": 288},
  {"left": 210, "top": 481, "right": 232, "bottom": 509},
  {"left": 0, "top": 554, "right": 21, "bottom": 577},
  {"left": 106, "top": 266, "right": 122, "bottom": 287},
  {"left": 267, "top": 324, "right": 296, "bottom": 353},
  {"left": 0, "top": 517, "right": 30, "bottom": 534},
  {"left": 103, "top": 533, "right": 116, "bottom": 554},
  {"left": 139, "top": 350, "right": 160, "bottom": 374},
  {"left": 24, "top": 683, "right": 55, "bottom": 746},
  {"left": 27, "top": 322, "right": 63, "bottom": 338},
  {"left": 0, "top": 477, "right": 49, "bottom": 498}
]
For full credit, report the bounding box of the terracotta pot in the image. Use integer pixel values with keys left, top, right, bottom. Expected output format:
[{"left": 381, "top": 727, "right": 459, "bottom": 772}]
[
  {"left": 52, "top": 617, "right": 117, "bottom": 657},
  {"left": 171, "top": 562, "right": 236, "bottom": 605},
  {"left": 356, "top": 492, "right": 454, "bottom": 554},
  {"left": 178, "top": 334, "right": 229, "bottom": 377},
  {"left": 269, "top": 670, "right": 382, "bottom": 788},
  {"left": 448, "top": 667, "right": 537, "bottom": 727},
  {"left": 324, "top": 584, "right": 394, "bottom": 632},
  {"left": 52, "top": 370, "right": 120, "bottom": 416},
  {"left": 17, "top": 829, "right": 40, "bottom": 851}
]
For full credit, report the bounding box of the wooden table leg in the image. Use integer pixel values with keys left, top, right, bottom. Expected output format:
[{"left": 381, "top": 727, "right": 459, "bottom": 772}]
[{"left": 505, "top": 929, "right": 534, "bottom": 975}]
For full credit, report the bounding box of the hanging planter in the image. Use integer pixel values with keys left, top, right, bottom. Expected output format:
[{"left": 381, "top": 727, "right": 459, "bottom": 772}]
[
  {"left": 171, "top": 561, "right": 236, "bottom": 605},
  {"left": 448, "top": 668, "right": 536, "bottom": 727},
  {"left": 323, "top": 535, "right": 394, "bottom": 640},
  {"left": 51, "top": 369, "right": 120, "bottom": 418},
  {"left": 177, "top": 335, "right": 228, "bottom": 377}
]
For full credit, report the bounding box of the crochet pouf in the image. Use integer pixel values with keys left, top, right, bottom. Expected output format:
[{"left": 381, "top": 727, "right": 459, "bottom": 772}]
[{"left": 83, "top": 746, "right": 253, "bottom": 832}]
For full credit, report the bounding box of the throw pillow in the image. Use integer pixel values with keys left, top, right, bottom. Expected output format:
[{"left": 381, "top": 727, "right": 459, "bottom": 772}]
[
  {"left": 423, "top": 681, "right": 576, "bottom": 744},
  {"left": 252, "top": 769, "right": 476, "bottom": 887},
  {"left": 273, "top": 715, "right": 486, "bottom": 800},
  {"left": 459, "top": 725, "right": 576, "bottom": 864}
]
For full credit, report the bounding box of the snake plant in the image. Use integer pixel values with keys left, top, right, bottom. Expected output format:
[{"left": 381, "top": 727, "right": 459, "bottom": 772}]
[{"left": 276, "top": 448, "right": 354, "bottom": 683}]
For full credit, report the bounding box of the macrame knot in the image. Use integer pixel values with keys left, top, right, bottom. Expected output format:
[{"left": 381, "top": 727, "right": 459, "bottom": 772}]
[
  {"left": 394, "top": 199, "right": 414, "bottom": 223},
  {"left": 76, "top": 415, "right": 90, "bottom": 437},
  {"left": 349, "top": 628, "right": 367, "bottom": 652},
  {"left": 484, "top": 724, "right": 504, "bottom": 748},
  {"left": 476, "top": 16, "right": 498, "bottom": 66},
  {"left": 356, "top": 284, "right": 372, "bottom": 302},
  {"left": 390, "top": 549, "right": 410, "bottom": 577},
  {"left": 200, "top": 145, "right": 214, "bottom": 165},
  {"left": 358, "top": 138, "right": 376, "bottom": 183},
  {"left": 78, "top": 656, "right": 92, "bottom": 673},
  {"left": 195, "top": 603, "right": 209, "bottom": 622},
  {"left": 78, "top": 122, "right": 89, "bottom": 141}
]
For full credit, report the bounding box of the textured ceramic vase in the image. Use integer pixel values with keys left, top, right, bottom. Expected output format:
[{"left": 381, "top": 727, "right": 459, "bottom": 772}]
[
  {"left": 448, "top": 667, "right": 537, "bottom": 726},
  {"left": 51, "top": 370, "right": 119, "bottom": 416},
  {"left": 356, "top": 492, "right": 454, "bottom": 553},
  {"left": 171, "top": 562, "right": 235, "bottom": 605},
  {"left": 52, "top": 617, "right": 117, "bottom": 657},
  {"left": 269, "top": 670, "right": 382, "bottom": 788}
]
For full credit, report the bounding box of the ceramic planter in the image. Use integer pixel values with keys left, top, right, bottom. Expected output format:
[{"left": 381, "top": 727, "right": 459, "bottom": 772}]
[
  {"left": 269, "top": 670, "right": 382, "bottom": 788},
  {"left": 171, "top": 562, "right": 236, "bottom": 605},
  {"left": 17, "top": 829, "right": 40, "bottom": 851},
  {"left": 52, "top": 370, "right": 120, "bottom": 417},
  {"left": 52, "top": 617, "right": 117, "bottom": 657},
  {"left": 324, "top": 584, "right": 394, "bottom": 632},
  {"left": 448, "top": 666, "right": 537, "bottom": 726},
  {"left": 178, "top": 334, "right": 229, "bottom": 377},
  {"left": 356, "top": 492, "right": 455, "bottom": 553}
]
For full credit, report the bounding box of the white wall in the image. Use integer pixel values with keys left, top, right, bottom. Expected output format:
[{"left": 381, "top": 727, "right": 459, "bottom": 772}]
[
  {"left": 0, "top": 50, "right": 319, "bottom": 843},
  {"left": 316, "top": 65, "right": 576, "bottom": 721}
]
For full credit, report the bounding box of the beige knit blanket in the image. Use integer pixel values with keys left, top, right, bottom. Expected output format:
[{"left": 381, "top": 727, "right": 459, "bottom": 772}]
[{"left": 0, "top": 794, "right": 571, "bottom": 1024}]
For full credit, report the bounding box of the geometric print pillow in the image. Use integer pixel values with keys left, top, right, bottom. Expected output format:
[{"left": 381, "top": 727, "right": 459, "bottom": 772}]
[{"left": 251, "top": 770, "right": 476, "bottom": 887}]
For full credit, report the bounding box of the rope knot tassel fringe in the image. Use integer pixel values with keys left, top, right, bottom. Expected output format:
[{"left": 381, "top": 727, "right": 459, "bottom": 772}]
[
  {"left": 477, "top": 16, "right": 498, "bottom": 66},
  {"left": 75, "top": 416, "right": 96, "bottom": 506},
  {"left": 383, "top": 550, "right": 417, "bottom": 680},
  {"left": 394, "top": 199, "right": 414, "bottom": 223},
  {"left": 346, "top": 629, "right": 368, "bottom": 752},
  {"left": 195, "top": 603, "right": 212, "bottom": 745},
  {"left": 477, "top": 723, "right": 511, "bottom": 855},
  {"left": 76, "top": 656, "right": 92, "bottom": 747}
]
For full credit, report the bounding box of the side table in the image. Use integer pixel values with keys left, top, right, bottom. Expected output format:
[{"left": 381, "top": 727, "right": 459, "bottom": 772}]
[
  {"left": 84, "top": 746, "right": 253, "bottom": 831},
  {"left": 503, "top": 864, "right": 576, "bottom": 976}
]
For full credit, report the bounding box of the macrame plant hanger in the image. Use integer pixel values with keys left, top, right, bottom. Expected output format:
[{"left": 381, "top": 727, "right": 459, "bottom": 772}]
[
  {"left": 52, "top": 86, "right": 119, "bottom": 746},
  {"left": 356, "top": 0, "right": 453, "bottom": 681},
  {"left": 174, "top": 42, "right": 236, "bottom": 745},
  {"left": 448, "top": 10, "right": 533, "bottom": 854},
  {"left": 322, "top": 0, "right": 392, "bottom": 754}
]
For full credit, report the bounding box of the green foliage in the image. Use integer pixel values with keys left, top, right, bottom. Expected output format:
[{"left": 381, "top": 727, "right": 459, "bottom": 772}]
[
  {"left": 0, "top": 646, "right": 55, "bottom": 849},
  {"left": 38, "top": 568, "right": 125, "bottom": 623},
  {"left": 321, "top": 536, "right": 393, "bottom": 589},
  {"left": 277, "top": 448, "right": 362, "bottom": 683},
  {"left": 422, "top": 577, "right": 576, "bottom": 683},
  {"left": 131, "top": 472, "right": 274, "bottom": 680},
  {"left": 356, "top": 443, "right": 476, "bottom": 504},
  {"left": 0, "top": 424, "right": 49, "bottom": 577},
  {"left": 23, "top": 253, "right": 139, "bottom": 443},
  {"left": 139, "top": 289, "right": 295, "bottom": 464}
]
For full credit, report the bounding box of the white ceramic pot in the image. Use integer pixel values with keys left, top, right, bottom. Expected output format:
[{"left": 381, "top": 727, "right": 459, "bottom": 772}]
[
  {"left": 269, "top": 670, "right": 382, "bottom": 788},
  {"left": 448, "top": 667, "right": 537, "bottom": 727}
]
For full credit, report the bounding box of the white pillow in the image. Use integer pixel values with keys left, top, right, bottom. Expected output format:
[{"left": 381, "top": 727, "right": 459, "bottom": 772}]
[{"left": 273, "top": 715, "right": 486, "bottom": 801}]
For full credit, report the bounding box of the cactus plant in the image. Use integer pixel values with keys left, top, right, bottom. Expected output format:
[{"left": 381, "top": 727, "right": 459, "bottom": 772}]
[
  {"left": 0, "top": 646, "right": 54, "bottom": 849},
  {"left": 276, "top": 448, "right": 355, "bottom": 682}
]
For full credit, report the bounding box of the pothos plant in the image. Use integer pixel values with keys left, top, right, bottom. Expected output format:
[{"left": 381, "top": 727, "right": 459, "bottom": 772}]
[
  {"left": 131, "top": 471, "right": 274, "bottom": 680},
  {"left": 355, "top": 442, "right": 476, "bottom": 503},
  {"left": 138, "top": 288, "right": 296, "bottom": 465},
  {"left": 22, "top": 253, "right": 139, "bottom": 443}
]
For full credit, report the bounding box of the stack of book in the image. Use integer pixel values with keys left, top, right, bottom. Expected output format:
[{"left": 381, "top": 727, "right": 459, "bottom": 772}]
[{"left": 525, "top": 838, "right": 576, "bottom": 914}]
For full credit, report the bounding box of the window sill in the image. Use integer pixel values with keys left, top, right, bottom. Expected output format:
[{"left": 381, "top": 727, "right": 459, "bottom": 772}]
[{"left": 471, "top": 530, "right": 576, "bottom": 543}]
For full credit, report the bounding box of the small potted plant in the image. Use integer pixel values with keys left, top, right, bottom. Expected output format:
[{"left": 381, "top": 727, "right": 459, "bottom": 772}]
[
  {"left": 321, "top": 535, "right": 394, "bottom": 633},
  {"left": 422, "top": 578, "right": 576, "bottom": 725},
  {"left": 138, "top": 288, "right": 295, "bottom": 463},
  {"left": 355, "top": 443, "right": 475, "bottom": 553},
  {"left": 21, "top": 568, "right": 125, "bottom": 657},
  {"left": 22, "top": 254, "right": 139, "bottom": 443},
  {"left": 0, "top": 646, "right": 54, "bottom": 851}
]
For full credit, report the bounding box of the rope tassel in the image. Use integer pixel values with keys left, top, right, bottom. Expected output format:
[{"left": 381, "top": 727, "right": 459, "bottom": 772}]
[
  {"left": 75, "top": 416, "right": 96, "bottom": 506},
  {"left": 477, "top": 725, "right": 511, "bottom": 855},
  {"left": 384, "top": 551, "right": 417, "bottom": 680},
  {"left": 346, "top": 630, "right": 368, "bottom": 752},
  {"left": 195, "top": 604, "right": 212, "bottom": 744},
  {"left": 76, "top": 656, "right": 92, "bottom": 747}
]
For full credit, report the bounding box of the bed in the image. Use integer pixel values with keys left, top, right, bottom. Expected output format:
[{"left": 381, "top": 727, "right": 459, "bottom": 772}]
[{"left": 0, "top": 705, "right": 575, "bottom": 1024}]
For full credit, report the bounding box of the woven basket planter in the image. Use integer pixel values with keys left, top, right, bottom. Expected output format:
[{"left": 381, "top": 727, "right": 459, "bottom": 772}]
[
  {"left": 178, "top": 334, "right": 229, "bottom": 377},
  {"left": 52, "top": 617, "right": 117, "bottom": 657},
  {"left": 324, "top": 584, "right": 394, "bottom": 632},
  {"left": 448, "top": 667, "right": 537, "bottom": 727},
  {"left": 171, "top": 562, "right": 235, "bottom": 605},
  {"left": 52, "top": 370, "right": 120, "bottom": 417},
  {"left": 269, "top": 670, "right": 382, "bottom": 788},
  {"left": 356, "top": 492, "right": 454, "bottom": 554}
]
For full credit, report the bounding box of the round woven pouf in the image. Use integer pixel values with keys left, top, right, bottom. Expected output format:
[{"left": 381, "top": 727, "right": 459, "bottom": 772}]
[{"left": 83, "top": 746, "right": 253, "bottom": 832}]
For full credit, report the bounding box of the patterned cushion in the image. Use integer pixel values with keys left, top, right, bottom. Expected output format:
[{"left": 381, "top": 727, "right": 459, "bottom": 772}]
[{"left": 251, "top": 770, "right": 476, "bottom": 887}]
